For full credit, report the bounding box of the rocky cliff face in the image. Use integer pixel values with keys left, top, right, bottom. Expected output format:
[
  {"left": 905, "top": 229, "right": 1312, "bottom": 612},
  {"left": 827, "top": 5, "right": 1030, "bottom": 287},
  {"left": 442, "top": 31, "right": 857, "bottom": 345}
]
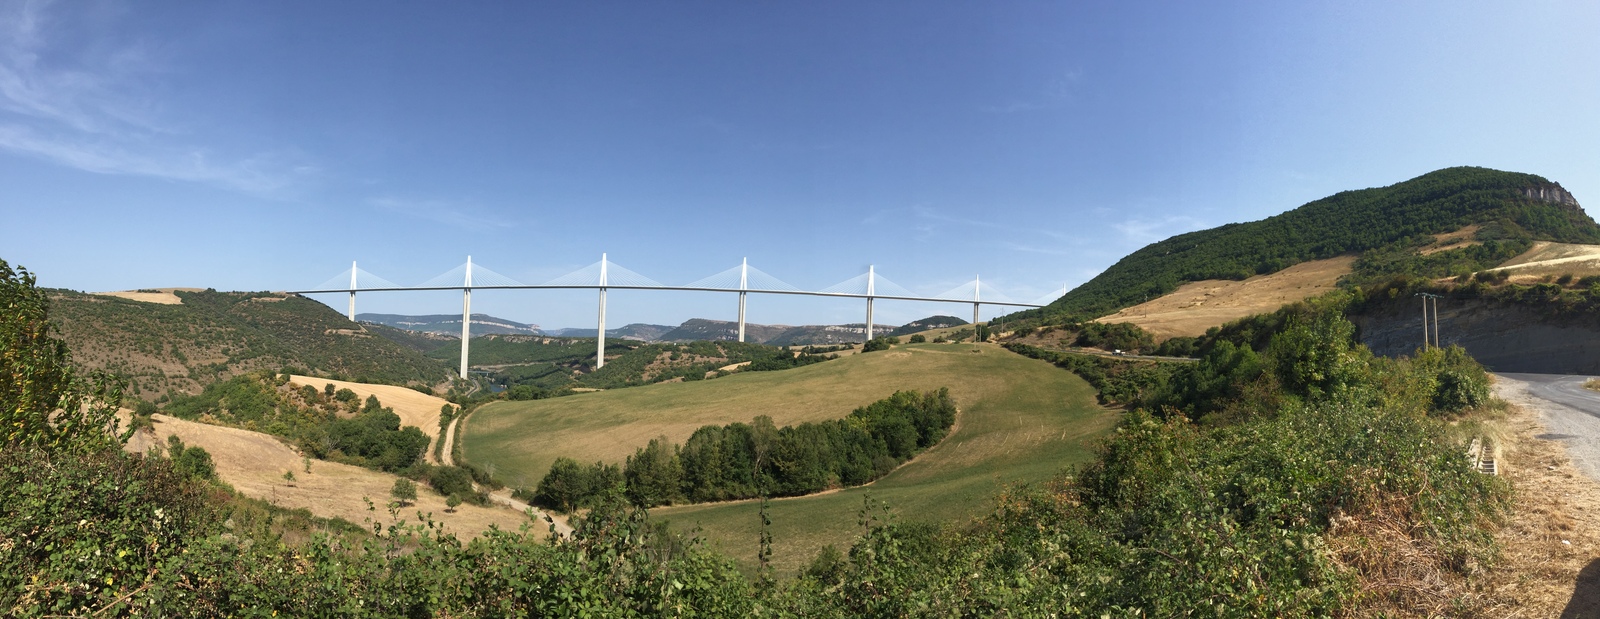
[
  {"left": 1520, "top": 183, "right": 1582, "bottom": 209},
  {"left": 1354, "top": 297, "right": 1600, "bottom": 374}
]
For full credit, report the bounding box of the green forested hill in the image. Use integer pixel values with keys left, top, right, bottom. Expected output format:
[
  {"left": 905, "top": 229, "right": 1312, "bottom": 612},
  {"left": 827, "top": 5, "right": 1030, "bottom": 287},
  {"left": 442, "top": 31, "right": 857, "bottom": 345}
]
[
  {"left": 1015, "top": 167, "right": 1598, "bottom": 323},
  {"left": 49, "top": 289, "right": 455, "bottom": 398}
]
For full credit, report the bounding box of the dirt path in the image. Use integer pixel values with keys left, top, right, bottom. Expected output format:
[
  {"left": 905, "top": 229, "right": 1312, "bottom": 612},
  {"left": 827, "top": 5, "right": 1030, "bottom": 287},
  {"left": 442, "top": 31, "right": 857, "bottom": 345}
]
[
  {"left": 1467, "top": 375, "right": 1600, "bottom": 616},
  {"left": 444, "top": 413, "right": 572, "bottom": 536},
  {"left": 441, "top": 416, "right": 459, "bottom": 467}
]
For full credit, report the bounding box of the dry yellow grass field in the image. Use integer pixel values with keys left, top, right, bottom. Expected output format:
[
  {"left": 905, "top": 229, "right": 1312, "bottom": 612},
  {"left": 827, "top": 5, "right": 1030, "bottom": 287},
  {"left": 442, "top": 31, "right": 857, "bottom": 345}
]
[
  {"left": 124, "top": 414, "right": 538, "bottom": 539},
  {"left": 1492, "top": 241, "right": 1600, "bottom": 282},
  {"left": 1095, "top": 255, "right": 1356, "bottom": 340},
  {"left": 91, "top": 287, "right": 202, "bottom": 305}
]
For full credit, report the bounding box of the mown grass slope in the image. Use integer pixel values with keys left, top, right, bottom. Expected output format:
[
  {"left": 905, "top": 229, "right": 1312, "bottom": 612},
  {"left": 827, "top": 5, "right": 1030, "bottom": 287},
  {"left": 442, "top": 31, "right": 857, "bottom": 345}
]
[{"left": 462, "top": 342, "right": 1116, "bottom": 574}]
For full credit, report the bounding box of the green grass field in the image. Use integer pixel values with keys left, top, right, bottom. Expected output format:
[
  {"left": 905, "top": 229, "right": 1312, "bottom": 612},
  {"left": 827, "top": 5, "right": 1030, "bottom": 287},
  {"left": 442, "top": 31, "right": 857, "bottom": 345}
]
[{"left": 461, "top": 342, "right": 1117, "bottom": 574}]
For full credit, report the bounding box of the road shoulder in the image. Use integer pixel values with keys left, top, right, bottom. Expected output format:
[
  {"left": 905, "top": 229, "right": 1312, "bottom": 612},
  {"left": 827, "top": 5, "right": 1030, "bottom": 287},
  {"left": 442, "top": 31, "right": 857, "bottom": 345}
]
[{"left": 1470, "top": 375, "right": 1600, "bottom": 615}]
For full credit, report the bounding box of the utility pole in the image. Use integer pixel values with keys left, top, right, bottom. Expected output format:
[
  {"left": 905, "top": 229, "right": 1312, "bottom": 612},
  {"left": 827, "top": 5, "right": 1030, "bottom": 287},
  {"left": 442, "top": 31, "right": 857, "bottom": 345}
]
[{"left": 1416, "top": 292, "right": 1441, "bottom": 351}]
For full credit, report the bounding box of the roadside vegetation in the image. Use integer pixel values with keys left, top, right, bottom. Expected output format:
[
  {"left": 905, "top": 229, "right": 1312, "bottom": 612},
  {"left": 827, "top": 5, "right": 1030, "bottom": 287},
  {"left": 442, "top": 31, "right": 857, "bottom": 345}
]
[{"left": 1, "top": 249, "right": 1517, "bottom": 616}]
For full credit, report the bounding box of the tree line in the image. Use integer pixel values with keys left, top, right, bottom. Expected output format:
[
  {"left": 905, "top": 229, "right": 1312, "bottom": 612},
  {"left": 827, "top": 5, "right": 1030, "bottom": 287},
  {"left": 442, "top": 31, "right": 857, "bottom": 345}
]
[{"left": 531, "top": 389, "right": 957, "bottom": 511}]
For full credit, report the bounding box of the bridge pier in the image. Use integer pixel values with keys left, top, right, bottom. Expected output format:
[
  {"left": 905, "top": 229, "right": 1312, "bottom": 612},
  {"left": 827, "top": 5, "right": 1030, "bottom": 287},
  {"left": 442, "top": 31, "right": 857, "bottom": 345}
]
[
  {"left": 459, "top": 256, "right": 473, "bottom": 380},
  {"left": 972, "top": 276, "right": 981, "bottom": 329},
  {"left": 596, "top": 254, "right": 608, "bottom": 369}
]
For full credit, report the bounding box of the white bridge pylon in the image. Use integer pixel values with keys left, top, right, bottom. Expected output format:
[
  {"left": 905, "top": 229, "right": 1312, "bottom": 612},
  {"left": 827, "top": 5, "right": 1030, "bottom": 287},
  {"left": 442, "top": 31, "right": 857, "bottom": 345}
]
[{"left": 293, "top": 255, "right": 1052, "bottom": 377}]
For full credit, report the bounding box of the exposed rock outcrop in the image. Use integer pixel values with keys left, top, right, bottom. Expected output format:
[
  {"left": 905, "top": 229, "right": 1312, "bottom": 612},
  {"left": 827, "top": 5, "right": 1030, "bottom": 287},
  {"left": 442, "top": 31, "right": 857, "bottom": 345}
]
[
  {"left": 1521, "top": 183, "right": 1582, "bottom": 209},
  {"left": 1354, "top": 297, "right": 1600, "bottom": 374}
]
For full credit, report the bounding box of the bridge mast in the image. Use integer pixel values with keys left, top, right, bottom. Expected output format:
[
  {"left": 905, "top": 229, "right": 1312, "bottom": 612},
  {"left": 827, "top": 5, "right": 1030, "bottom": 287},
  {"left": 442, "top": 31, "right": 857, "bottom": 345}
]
[
  {"left": 596, "top": 254, "right": 608, "bottom": 369},
  {"left": 737, "top": 258, "right": 748, "bottom": 343},
  {"left": 460, "top": 256, "right": 473, "bottom": 380},
  {"left": 972, "top": 275, "right": 981, "bottom": 328},
  {"left": 865, "top": 265, "right": 875, "bottom": 341},
  {"left": 348, "top": 261, "right": 357, "bottom": 322}
]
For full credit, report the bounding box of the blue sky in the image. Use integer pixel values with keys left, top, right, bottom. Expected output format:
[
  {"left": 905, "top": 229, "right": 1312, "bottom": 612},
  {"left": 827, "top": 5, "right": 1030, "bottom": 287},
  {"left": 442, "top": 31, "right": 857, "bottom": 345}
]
[{"left": 2, "top": 1, "right": 1596, "bottom": 330}]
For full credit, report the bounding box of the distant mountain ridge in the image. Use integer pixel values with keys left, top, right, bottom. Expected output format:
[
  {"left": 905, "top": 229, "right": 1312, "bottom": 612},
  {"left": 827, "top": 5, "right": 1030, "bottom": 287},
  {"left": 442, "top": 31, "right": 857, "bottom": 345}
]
[
  {"left": 358, "top": 313, "right": 540, "bottom": 336},
  {"left": 543, "top": 324, "right": 675, "bottom": 341},
  {"left": 370, "top": 313, "right": 958, "bottom": 345},
  {"left": 888, "top": 315, "right": 969, "bottom": 337},
  {"left": 1014, "top": 166, "right": 1600, "bottom": 323}
]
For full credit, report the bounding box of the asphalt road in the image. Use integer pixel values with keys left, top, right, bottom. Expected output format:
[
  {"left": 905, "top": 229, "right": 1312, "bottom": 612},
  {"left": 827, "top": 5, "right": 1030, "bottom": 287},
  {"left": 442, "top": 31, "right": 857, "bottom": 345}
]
[{"left": 1498, "top": 373, "right": 1600, "bottom": 482}]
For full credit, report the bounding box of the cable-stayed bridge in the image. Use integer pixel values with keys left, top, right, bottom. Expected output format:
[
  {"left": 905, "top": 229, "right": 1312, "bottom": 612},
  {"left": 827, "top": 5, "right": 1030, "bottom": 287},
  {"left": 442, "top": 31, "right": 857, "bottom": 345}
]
[{"left": 290, "top": 255, "right": 1064, "bottom": 378}]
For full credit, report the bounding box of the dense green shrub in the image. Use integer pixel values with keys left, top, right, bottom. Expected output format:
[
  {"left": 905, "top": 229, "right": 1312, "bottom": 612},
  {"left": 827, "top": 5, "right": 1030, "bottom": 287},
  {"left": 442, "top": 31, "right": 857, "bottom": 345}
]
[
  {"left": 504, "top": 384, "right": 547, "bottom": 400},
  {"left": 860, "top": 336, "right": 898, "bottom": 352},
  {"left": 1003, "top": 343, "right": 1174, "bottom": 406},
  {"left": 1073, "top": 321, "right": 1154, "bottom": 352},
  {"left": 1414, "top": 345, "right": 1492, "bottom": 415},
  {"left": 165, "top": 435, "right": 217, "bottom": 481}
]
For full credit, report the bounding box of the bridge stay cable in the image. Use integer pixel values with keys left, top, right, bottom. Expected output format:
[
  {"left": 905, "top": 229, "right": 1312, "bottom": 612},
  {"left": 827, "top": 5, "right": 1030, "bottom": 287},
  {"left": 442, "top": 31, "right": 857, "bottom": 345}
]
[{"left": 292, "top": 256, "right": 1056, "bottom": 374}]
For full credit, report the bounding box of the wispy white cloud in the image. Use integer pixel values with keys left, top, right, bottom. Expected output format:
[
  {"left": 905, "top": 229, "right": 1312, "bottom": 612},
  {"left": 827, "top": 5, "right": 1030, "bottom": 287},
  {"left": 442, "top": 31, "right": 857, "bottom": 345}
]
[
  {"left": 368, "top": 196, "right": 517, "bottom": 231},
  {"left": 862, "top": 205, "right": 1007, "bottom": 230},
  {"left": 1112, "top": 215, "right": 1209, "bottom": 244},
  {"left": 0, "top": 0, "right": 308, "bottom": 193},
  {"left": 0, "top": 124, "right": 302, "bottom": 193}
]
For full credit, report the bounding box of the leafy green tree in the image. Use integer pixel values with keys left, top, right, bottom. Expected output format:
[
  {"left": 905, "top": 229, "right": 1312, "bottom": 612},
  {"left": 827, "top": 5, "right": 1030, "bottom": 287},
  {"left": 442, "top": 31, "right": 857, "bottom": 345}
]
[
  {"left": 534, "top": 457, "right": 591, "bottom": 512},
  {"left": 445, "top": 493, "right": 462, "bottom": 512},
  {"left": 908, "top": 334, "right": 926, "bottom": 343},
  {"left": 0, "top": 259, "right": 126, "bottom": 454},
  {"left": 624, "top": 437, "right": 683, "bottom": 507},
  {"left": 391, "top": 478, "right": 417, "bottom": 506}
]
